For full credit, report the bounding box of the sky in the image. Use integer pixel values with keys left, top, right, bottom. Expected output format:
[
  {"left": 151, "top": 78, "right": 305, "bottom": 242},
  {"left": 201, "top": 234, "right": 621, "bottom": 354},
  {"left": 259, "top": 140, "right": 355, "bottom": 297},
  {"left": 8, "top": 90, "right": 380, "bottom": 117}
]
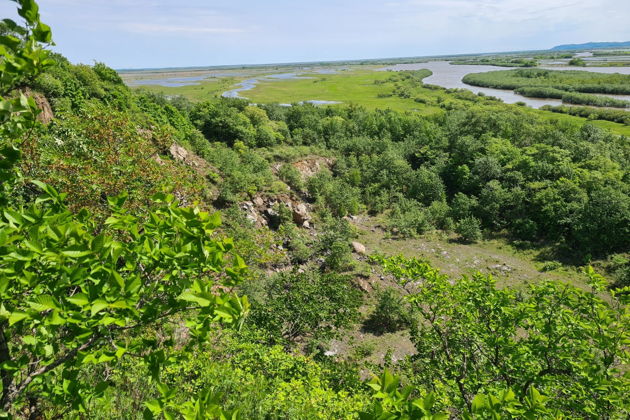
[{"left": 1, "top": 0, "right": 629, "bottom": 69}]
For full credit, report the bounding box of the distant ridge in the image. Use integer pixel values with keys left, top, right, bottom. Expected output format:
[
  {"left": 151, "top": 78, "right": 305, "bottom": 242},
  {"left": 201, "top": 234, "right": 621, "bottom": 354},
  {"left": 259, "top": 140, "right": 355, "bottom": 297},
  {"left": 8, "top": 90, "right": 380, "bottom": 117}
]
[{"left": 551, "top": 41, "right": 630, "bottom": 51}]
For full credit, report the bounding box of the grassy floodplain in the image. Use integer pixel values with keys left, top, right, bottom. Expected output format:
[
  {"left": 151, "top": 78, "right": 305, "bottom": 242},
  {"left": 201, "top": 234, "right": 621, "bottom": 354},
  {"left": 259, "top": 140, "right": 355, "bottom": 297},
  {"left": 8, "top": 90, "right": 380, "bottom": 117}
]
[
  {"left": 124, "top": 65, "right": 630, "bottom": 136},
  {"left": 246, "top": 68, "right": 443, "bottom": 113}
]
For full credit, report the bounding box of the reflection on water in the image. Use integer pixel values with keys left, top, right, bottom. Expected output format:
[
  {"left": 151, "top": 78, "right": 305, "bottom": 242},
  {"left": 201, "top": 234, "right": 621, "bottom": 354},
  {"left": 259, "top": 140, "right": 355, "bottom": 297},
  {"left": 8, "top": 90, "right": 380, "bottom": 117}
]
[
  {"left": 222, "top": 79, "right": 259, "bottom": 98},
  {"left": 222, "top": 72, "right": 315, "bottom": 99},
  {"left": 381, "top": 61, "right": 630, "bottom": 108}
]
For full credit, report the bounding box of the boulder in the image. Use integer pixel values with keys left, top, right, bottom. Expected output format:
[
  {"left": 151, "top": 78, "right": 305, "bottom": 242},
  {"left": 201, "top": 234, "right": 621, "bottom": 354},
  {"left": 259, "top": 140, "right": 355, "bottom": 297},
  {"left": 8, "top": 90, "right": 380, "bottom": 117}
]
[
  {"left": 253, "top": 196, "right": 264, "bottom": 207},
  {"left": 292, "top": 203, "right": 310, "bottom": 225},
  {"left": 169, "top": 143, "right": 189, "bottom": 161},
  {"left": 351, "top": 241, "right": 367, "bottom": 255}
]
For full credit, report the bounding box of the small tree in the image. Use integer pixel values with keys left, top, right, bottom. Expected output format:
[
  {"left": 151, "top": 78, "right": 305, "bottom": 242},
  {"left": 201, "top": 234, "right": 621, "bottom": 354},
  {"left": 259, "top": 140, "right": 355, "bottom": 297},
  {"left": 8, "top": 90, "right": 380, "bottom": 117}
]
[{"left": 456, "top": 216, "right": 482, "bottom": 243}]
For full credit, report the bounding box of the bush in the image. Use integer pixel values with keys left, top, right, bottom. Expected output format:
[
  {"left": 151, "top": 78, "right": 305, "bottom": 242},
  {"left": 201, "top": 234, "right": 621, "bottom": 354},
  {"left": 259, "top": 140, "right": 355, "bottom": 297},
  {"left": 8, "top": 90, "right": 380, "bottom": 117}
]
[
  {"left": 363, "top": 288, "right": 412, "bottom": 335},
  {"left": 456, "top": 216, "right": 482, "bottom": 243},
  {"left": 251, "top": 269, "right": 363, "bottom": 345},
  {"left": 607, "top": 254, "right": 630, "bottom": 289},
  {"left": 450, "top": 193, "right": 478, "bottom": 221},
  {"left": 278, "top": 162, "right": 304, "bottom": 191},
  {"left": 318, "top": 217, "right": 355, "bottom": 271},
  {"left": 540, "top": 261, "right": 562, "bottom": 272}
]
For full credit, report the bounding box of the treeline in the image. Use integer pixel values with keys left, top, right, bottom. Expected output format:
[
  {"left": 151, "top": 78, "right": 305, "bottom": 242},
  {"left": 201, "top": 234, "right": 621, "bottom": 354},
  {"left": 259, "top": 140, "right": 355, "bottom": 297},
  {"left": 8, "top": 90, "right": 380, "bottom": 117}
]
[
  {"left": 451, "top": 57, "right": 538, "bottom": 67},
  {"left": 463, "top": 68, "right": 630, "bottom": 95},
  {"left": 593, "top": 50, "right": 630, "bottom": 56},
  {"left": 541, "top": 104, "right": 630, "bottom": 125},
  {"left": 515, "top": 86, "right": 630, "bottom": 108}
]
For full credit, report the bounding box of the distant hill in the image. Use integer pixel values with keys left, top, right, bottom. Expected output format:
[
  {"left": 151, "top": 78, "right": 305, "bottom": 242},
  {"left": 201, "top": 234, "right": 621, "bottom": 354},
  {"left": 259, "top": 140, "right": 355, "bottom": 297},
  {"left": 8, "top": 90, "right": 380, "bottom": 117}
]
[{"left": 551, "top": 41, "right": 630, "bottom": 51}]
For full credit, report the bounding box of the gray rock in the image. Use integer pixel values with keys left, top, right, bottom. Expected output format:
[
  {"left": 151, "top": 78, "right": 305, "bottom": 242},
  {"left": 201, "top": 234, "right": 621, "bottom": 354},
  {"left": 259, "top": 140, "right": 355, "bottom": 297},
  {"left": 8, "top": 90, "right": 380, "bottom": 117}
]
[
  {"left": 351, "top": 241, "right": 367, "bottom": 255},
  {"left": 292, "top": 203, "right": 310, "bottom": 225}
]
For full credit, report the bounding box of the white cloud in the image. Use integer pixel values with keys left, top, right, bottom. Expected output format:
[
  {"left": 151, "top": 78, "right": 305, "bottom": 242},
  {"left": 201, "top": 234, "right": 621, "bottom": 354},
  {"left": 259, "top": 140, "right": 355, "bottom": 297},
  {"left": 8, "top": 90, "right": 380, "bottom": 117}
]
[{"left": 121, "top": 23, "right": 244, "bottom": 35}]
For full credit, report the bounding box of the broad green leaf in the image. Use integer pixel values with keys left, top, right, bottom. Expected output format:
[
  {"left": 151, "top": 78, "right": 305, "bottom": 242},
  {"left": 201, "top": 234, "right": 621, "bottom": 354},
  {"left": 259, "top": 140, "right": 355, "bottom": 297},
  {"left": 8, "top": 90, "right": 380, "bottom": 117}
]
[
  {"left": 27, "top": 294, "right": 59, "bottom": 311},
  {"left": 66, "top": 293, "right": 89, "bottom": 307},
  {"left": 472, "top": 394, "right": 487, "bottom": 412},
  {"left": 90, "top": 300, "right": 109, "bottom": 316},
  {"left": 61, "top": 245, "right": 92, "bottom": 258},
  {"left": 9, "top": 311, "right": 29, "bottom": 325},
  {"left": 21, "top": 335, "right": 37, "bottom": 345}
]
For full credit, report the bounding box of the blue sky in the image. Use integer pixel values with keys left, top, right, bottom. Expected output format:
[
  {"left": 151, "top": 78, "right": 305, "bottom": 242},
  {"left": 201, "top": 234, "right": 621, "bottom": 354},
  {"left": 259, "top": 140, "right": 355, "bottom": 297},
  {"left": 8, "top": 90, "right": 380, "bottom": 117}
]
[{"left": 2, "top": 0, "right": 629, "bottom": 69}]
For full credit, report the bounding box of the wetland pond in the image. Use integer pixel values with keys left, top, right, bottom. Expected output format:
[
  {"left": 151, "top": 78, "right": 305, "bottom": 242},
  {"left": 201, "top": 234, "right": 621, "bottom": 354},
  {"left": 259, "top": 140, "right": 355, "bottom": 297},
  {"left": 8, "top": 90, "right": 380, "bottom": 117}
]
[{"left": 222, "top": 72, "right": 341, "bottom": 104}]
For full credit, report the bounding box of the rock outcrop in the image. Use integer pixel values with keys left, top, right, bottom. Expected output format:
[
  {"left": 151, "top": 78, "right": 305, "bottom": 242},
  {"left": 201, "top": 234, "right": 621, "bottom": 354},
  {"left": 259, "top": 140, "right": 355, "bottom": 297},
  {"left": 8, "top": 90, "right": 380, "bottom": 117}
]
[{"left": 241, "top": 194, "right": 313, "bottom": 229}]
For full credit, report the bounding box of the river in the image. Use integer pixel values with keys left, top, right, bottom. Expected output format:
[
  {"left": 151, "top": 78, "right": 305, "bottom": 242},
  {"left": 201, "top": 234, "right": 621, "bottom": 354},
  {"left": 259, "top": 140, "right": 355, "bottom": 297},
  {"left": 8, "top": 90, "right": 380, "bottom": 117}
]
[{"left": 380, "top": 61, "right": 630, "bottom": 108}]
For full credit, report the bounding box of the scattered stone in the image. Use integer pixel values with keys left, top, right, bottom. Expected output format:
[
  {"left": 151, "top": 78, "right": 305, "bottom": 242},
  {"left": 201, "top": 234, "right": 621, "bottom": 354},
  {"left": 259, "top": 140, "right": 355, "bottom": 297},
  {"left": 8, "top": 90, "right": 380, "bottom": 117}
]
[
  {"left": 490, "top": 264, "right": 513, "bottom": 273},
  {"left": 356, "top": 278, "right": 371, "bottom": 293},
  {"left": 253, "top": 196, "right": 264, "bottom": 207},
  {"left": 291, "top": 156, "right": 335, "bottom": 179},
  {"left": 351, "top": 241, "right": 367, "bottom": 255},
  {"left": 169, "top": 143, "right": 189, "bottom": 161},
  {"left": 302, "top": 220, "right": 311, "bottom": 229},
  {"left": 167, "top": 143, "right": 219, "bottom": 176}
]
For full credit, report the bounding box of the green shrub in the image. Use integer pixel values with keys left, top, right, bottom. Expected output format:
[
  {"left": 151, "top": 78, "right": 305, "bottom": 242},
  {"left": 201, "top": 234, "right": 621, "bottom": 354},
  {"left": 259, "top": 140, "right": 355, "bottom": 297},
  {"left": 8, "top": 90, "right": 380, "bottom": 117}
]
[
  {"left": 540, "top": 261, "right": 562, "bottom": 272},
  {"left": 278, "top": 162, "right": 304, "bottom": 191},
  {"left": 456, "top": 216, "right": 482, "bottom": 243},
  {"left": 363, "top": 288, "right": 412, "bottom": 335},
  {"left": 318, "top": 217, "right": 356, "bottom": 271},
  {"left": 251, "top": 269, "right": 362, "bottom": 345},
  {"left": 388, "top": 199, "right": 430, "bottom": 237}
]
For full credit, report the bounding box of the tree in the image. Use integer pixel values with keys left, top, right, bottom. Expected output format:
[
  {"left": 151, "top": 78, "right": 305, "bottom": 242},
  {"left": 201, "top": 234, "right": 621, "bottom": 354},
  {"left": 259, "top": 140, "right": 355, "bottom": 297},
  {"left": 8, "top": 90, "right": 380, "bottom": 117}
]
[
  {"left": 372, "top": 255, "right": 629, "bottom": 418},
  {"left": 456, "top": 216, "right": 482, "bottom": 243},
  {"left": 0, "top": 2, "right": 249, "bottom": 417},
  {"left": 0, "top": 189, "right": 249, "bottom": 414},
  {"left": 251, "top": 269, "right": 361, "bottom": 346}
]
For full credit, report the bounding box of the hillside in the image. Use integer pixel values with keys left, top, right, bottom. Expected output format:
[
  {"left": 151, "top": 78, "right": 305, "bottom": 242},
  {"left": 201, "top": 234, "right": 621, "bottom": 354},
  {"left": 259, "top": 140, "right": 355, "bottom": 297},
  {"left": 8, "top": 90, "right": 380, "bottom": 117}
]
[
  {"left": 551, "top": 41, "right": 630, "bottom": 50},
  {"left": 1, "top": 1, "right": 629, "bottom": 419}
]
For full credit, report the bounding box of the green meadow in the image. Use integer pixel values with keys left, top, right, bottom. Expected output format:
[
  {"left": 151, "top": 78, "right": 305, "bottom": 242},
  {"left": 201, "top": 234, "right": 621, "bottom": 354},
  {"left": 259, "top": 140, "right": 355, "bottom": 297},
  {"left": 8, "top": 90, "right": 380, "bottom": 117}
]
[{"left": 131, "top": 66, "right": 630, "bottom": 136}]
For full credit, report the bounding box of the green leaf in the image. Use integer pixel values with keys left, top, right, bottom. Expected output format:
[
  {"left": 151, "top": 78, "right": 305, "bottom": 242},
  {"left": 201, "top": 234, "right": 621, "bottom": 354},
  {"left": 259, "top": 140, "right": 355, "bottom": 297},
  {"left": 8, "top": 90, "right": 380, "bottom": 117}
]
[
  {"left": 33, "top": 22, "right": 52, "bottom": 43},
  {"left": 92, "top": 234, "right": 106, "bottom": 252},
  {"left": 3, "top": 209, "right": 24, "bottom": 226},
  {"left": 472, "top": 394, "right": 487, "bottom": 412},
  {"left": 145, "top": 399, "right": 163, "bottom": 414},
  {"left": 27, "top": 294, "right": 59, "bottom": 311},
  {"left": 178, "top": 291, "right": 212, "bottom": 307},
  {"left": 90, "top": 300, "right": 109, "bottom": 316},
  {"left": 110, "top": 270, "right": 125, "bottom": 289},
  {"left": 66, "top": 293, "right": 89, "bottom": 307},
  {"left": 17, "top": 0, "right": 40, "bottom": 25},
  {"left": 24, "top": 239, "right": 43, "bottom": 253},
  {"left": 9, "top": 311, "right": 29, "bottom": 325},
  {"left": 21, "top": 335, "right": 37, "bottom": 345},
  {"left": 61, "top": 246, "right": 92, "bottom": 258}
]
